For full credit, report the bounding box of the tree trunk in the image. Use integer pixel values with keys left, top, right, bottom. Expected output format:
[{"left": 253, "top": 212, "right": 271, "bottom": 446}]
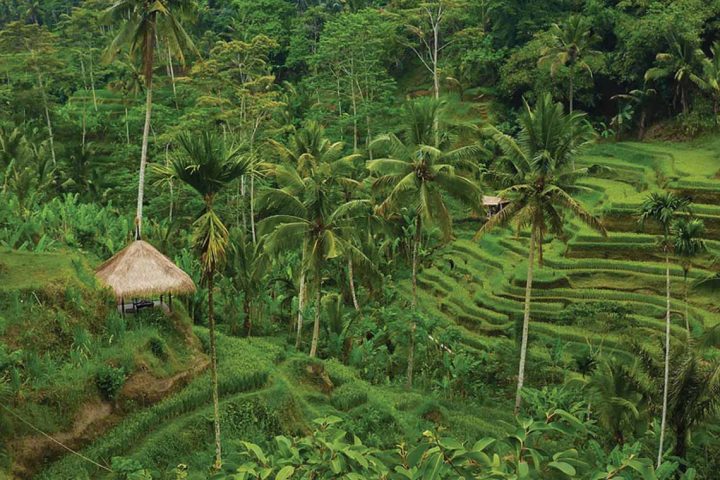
[
  {"left": 250, "top": 175, "right": 256, "bottom": 244},
  {"left": 125, "top": 106, "right": 131, "bottom": 146},
  {"left": 514, "top": 231, "right": 535, "bottom": 415},
  {"left": 244, "top": 297, "right": 252, "bottom": 337},
  {"left": 569, "top": 73, "right": 574, "bottom": 114},
  {"left": 136, "top": 15, "right": 156, "bottom": 240},
  {"left": 411, "top": 215, "right": 421, "bottom": 308},
  {"left": 295, "top": 270, "right": 306, "bottom": 349},
  {"left": 348, "top": 258, "right": 360, "bottom": 311},
  {"left": 89, "top": 53, "right": 98, "bottom": 112},
  {"left": 408, "top": 215, "right": 422, "bottom": 389},
  {"left": 675, "top": 425, "right": 688, "bottom": 471},
  {"left": 638, "top": 110, "right": 647, "bottom": 140},
  {"left": 208, "top": 270, "right": 223, "bottom": 470},
  {"left": 167, "top": 44, "right": 177, "bottom": 108},
  {"left": 657, "top": 252, "right": 671, "bottom": 468},
  {"left": 309, "top": 274, "right": 322, "bottom": 357},
  {"left": 684, "top": 271, "right": 690, "bottom": 333},
  {"left": 36, "top": 72, "right": 56, "bottom": 166}
]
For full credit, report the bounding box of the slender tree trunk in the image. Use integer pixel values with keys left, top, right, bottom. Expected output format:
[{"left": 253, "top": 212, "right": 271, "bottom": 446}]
[
  {"left": 167, "top": 44, "right": 177, "bottom": 106},
  {"left": 675, "top": 425, "right": 688, "bottom": 471},
  {"left": 165, "top": 144, "right": 173, "bottom": 224},
  {"left": 36, "top": 72, "right": 56, "bottom": 166},
  {"left": 639, "top": 110, "right": 647, "bottom": 140},
  {"left": 569, "top": 74, "right": 574, "bottom": 114},
  {"left": 348, "top": 258, "right": 359, "bottom": 311},
  {"left": 208, "top": 270, "right": 222, "bottom": 470},
  {"left": 514, "top": 232, "right": 535, "bottom": 415},
  {"left": 240, "top": 176, "right": 247, "bottom": 233},
  {"left": 411, "top": 215, "right": 421, "bottom": 308},
  {"left": 136, "top": 16, "right": 156, "bottom": 240},
  {"left": 296, "top": 270, "right": 306, "bottom": 349},
  {"left": 684, "top": 271, "right": 690, "bottom": 333},
  {"left": 89, "top": 53, "right": 98, "bottom": 112},
  {"left": 309, "top": 274, "right": 322, "bottom": 357},
  {"left": 408, "top": 215, "right": 422, "bottom": 389},
  {"left": 657, "top": 252, "right": 671, "bottom": 468},
  {"left": 250, "top": 175, "right": 256, "bottom": 244},
  {"left": 244, "top": 297, "right": 252, "bottom": 337}
]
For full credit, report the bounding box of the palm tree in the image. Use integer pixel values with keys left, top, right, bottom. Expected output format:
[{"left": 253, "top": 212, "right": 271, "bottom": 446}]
[
  {"left": 672, "top": 218, "right": 707, "bottom": 333},
  {"left": 690, "top": 41, "right": 720, "bottom": 124},
  {"left": 668, "top": 343, "right": 720, "bottom": 467},
  {"left": 538, "top": 14, "right": 600, "bottom": 113},
  {"left": 266, "top": 122, "right": 362, "bottom": 345},
  {"left": 157, "top": 132, "right": 253, "bottom": 471},
  {"left": 645, "top": 32, "right": 702, "bottom": 115},
  {"left": 368, "top": 98, "right": 484, "bottom": 388},
  {"left": 638, "top": 191, "right": 691, "bottom": 466},
  {"left": 104, "top": 0, "right": 197, "bottom": 240},
  {"left": 611, "top": 88, "right": 657, "bottom": 140},
  {"left": 227, "top": 229, "right": 270, "bottom": 336},
  {"left": 583, "top": 359, "right": 651, "bottom": 445},
  {"left": 476, "top": 94, "right": 604, "bottom": 414},
  {"left": 259, "top": 161, "right": 373, "bottom": 358}
]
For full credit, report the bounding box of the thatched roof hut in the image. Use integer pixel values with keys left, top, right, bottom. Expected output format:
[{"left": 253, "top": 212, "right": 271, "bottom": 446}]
[
  {"left": 482, "top": 195, "right": 510, "bottom": 207},
  {"left": 96, "top": 240, "right": 196, "bottom": 299}
]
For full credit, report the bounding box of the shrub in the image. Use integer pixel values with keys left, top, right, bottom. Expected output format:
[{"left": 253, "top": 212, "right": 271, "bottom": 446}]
[
  {"left": 96, "top": 365, "right": 126, "bottom": 400},
  {"left": 331, "top": 382, "right": 368, "bottom": 411}
]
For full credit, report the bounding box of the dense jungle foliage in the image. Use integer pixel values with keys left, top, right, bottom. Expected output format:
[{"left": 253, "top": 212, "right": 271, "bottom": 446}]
[{"left": 1, "top": 0, "right": 720, "bottom": 479}]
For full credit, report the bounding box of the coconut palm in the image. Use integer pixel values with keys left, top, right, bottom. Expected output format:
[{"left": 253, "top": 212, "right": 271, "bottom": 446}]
[
  {"left": 638, "top": 191, "right": 691, "bottom": 466},
  {"left": 645, "top": 32, "right": 703, "bottom": 115},
  {"left": 668, "top": 343, "right": 720, "bottom": 467},
  {"left": 538, "top": 14, "right": 600, "bottom": 113},
  {"left": 259, "top": 160, "right": 374, "bottom": 358},
  {"left": 583, "top": 359, "right": 651, "bottom": 445},
  {"left": 477, "top": 94, "right": 604, "bottom": 414},
  {"left": 104, "top": 0, "right": 197, "bottom": 239},
  {"left": 157, "top": 132, "right": 254, "bottom": 471},
  {"left": 672, "top": 218, "right": 707, "bottom": 333},
  {"left": 226, "top": 229, "right": 270, "bottom": 337},
  {"left": 690, "top": 41, "right": 720, "bottom": 124},
  {"left": 368, "top": 98, "right": 484, "bottom": 388}
]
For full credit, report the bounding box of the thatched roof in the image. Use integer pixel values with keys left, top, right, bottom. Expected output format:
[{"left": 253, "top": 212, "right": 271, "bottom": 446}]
[
  {"left": 96, "top": 240, "right": 196, "bottom": 298},
  {"left": 483, "top": 195, "right": 510, "bottom": 206}
]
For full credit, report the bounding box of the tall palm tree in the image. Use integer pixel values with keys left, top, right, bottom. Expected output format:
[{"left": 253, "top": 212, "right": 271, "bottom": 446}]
[
  {"left": 538, "top": 14, "right": 600, "bottom": 113},
  {"left": 476, "top": 94, "right": 604, "bottom": 414},
  {"left": 645, "top": 32, "right": 702, "bottom": 115},
  {"left": 266, "top": 122, "right": 362, "bottom": 345},
  {"left": 259, "top": 161, "right": 373, "bottom": 358},
  {"left": 157, "top": 132, "right": 253, "bottom": 471},
  {"left": 368, "top": 98, "right": 484, "bottom": 388},
  {"left": 672, "top": 218, "right": 707, "bottom": 333},
  {"left": 104, "top": 0, "right": 197, "bottom": 240},
  {"left": 638, "top": 191, "right": 691, "bottom": 467},
  {"left": 690, "top": 41, "right": 720, "bottom": 124}
]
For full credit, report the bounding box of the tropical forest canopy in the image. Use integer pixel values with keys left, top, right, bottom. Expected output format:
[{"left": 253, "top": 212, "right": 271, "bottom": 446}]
[{"left": 0, "top": 0, "right": 720, "bottom": 479}]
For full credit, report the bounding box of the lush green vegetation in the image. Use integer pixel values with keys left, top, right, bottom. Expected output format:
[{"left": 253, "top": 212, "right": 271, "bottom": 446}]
[{"left": 1, "top": 1, "right": 719, "bottom": 479}]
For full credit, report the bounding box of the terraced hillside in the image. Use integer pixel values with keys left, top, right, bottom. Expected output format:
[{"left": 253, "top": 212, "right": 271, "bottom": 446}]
[
  {"left": 412, "top": 138, "right": 720, "bottom": 382},
  {"left": 30, "top": 139, "right": 719, "bottom": 479}
]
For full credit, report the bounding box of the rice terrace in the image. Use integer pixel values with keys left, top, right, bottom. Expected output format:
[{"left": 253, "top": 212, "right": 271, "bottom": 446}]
[{"left": 1, "top": 1, "right": 720, "bottom": 479}]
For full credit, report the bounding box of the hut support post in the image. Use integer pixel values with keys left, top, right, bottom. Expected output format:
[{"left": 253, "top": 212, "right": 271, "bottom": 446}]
[
  {"left": 121, "top": 297, "right": 125, "bottom": 317},
  {"left": 169, "top": 293, "right": 173, "bottom": 312}
]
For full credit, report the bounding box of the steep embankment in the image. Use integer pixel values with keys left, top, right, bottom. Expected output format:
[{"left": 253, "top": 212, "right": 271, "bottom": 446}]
[{"left": 0, "top": 249, "right": 206, "bottom": 479}]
